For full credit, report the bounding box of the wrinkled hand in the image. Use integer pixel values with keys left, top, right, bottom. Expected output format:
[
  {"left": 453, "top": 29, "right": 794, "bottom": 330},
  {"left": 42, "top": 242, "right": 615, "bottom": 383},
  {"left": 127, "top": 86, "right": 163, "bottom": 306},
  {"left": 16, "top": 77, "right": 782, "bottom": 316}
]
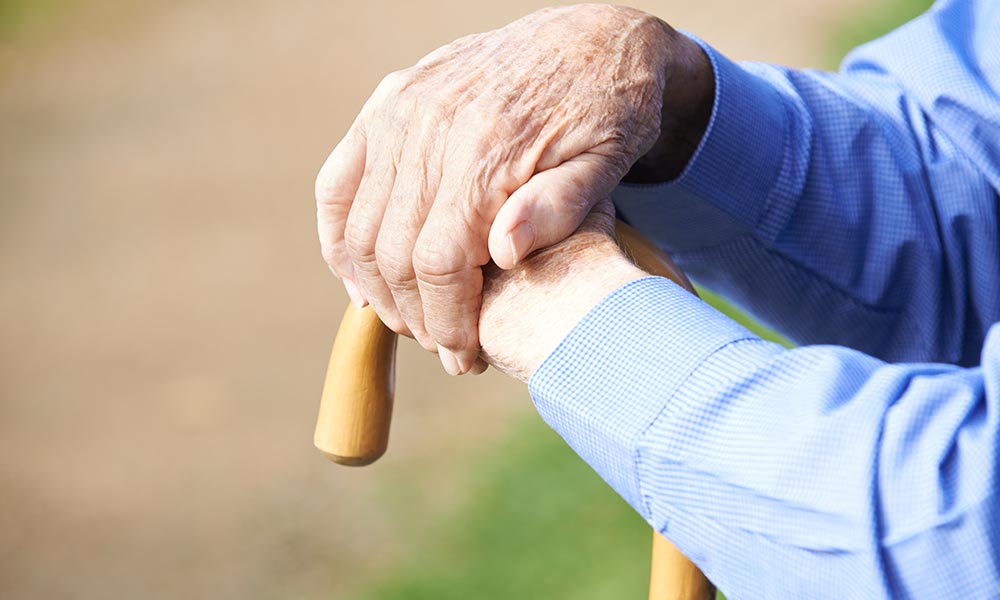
[
  {"left": 478, "top": 199, "right": 645, "bottom": 381},
  {"left": 316, "top": 4, "right": 710, "bottom": 375}
]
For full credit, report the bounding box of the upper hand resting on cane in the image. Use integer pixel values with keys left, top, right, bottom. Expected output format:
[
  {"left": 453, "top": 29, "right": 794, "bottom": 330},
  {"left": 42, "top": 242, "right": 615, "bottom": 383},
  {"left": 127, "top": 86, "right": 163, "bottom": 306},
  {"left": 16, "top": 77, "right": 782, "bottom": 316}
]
[{"left": 315, "top": 4, "right": 712, "bottom": 375}]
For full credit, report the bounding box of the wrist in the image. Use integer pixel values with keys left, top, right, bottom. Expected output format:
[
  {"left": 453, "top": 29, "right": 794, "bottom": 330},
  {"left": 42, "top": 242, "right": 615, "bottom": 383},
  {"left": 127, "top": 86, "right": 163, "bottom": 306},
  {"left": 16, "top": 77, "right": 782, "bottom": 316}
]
[
  {"left": 479, "top": 234, "right": 645, "bottom": 381},
  {"left": 624, "top": 31, "right": 715, "bottom": 183}
]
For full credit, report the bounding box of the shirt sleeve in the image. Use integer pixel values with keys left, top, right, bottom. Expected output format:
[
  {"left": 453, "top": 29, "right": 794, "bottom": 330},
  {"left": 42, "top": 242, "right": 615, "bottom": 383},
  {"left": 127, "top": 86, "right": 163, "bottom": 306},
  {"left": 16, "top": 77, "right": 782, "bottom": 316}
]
[
  {"left": 613, "top": 0, "right": 1000, "bottom": 366},
  {"left": 529, "top": 276, "right": 1000, "bottom": 599}
]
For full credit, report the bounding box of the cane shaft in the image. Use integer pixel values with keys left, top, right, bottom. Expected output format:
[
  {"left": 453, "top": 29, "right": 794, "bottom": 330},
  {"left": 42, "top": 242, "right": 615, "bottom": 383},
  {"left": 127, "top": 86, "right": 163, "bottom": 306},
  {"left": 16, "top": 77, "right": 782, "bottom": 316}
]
[{"left": 616, "top": 223, "right": 715, "bottom": 600}]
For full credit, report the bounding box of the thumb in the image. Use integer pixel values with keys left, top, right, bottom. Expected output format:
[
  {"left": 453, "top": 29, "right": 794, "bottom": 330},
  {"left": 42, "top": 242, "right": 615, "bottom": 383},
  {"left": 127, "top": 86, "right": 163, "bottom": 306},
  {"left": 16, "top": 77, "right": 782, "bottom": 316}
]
[{"left": 488, "top": 152, "right": 622, "bottom": 269}]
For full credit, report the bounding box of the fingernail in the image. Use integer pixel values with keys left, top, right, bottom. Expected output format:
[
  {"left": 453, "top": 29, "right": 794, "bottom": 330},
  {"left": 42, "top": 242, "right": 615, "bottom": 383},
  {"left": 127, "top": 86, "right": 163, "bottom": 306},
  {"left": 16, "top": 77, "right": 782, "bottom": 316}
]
[
  {"left": 343, "top": 279, "right": 366, "bottom": 308},
  {"left": 437, "top": 344, "right": 462, "bottom": 376},
  {"left": 507, "top": 221, "right": 535, "bottom": 267}
]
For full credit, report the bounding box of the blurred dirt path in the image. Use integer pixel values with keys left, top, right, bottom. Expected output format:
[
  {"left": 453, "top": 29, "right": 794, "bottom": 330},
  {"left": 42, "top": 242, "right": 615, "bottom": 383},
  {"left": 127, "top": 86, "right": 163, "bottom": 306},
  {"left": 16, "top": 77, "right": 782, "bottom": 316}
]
[{"left": 0, "top": 0, "right": 860, "bottom": 597}]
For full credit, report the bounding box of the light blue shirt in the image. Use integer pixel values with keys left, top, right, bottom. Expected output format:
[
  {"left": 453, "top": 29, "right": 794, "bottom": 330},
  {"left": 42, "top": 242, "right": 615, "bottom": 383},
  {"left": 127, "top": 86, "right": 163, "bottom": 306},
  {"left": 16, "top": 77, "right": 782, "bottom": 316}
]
[{"left": 528, "top": 1, "right": 1000, "bottom": 597}]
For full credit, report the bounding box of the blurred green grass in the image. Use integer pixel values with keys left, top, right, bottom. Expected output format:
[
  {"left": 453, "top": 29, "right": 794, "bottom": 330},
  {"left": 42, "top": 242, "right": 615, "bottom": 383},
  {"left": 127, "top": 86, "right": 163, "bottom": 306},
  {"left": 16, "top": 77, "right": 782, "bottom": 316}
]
[
  {"left": 0, "top": 0, "right": 61, "bottom": 39},
  {"left": 359, "top": 1, "right": 932, "bottom": 599},
  {"left": 0, "top": 0, "right": 138, "bottom": 49},
  {"left": 827, "top": 0, "right": 936, "bottom": 64},
  {"left": 366, "top": 417, "right": 652, "bottom": 600}
]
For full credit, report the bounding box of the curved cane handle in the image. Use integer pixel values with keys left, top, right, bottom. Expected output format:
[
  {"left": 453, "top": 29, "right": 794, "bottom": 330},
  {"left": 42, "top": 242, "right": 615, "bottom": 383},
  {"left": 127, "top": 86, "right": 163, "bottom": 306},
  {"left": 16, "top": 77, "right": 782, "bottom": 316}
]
[
  {"left": 314, "top": 220, "right": 713, "bottom": 599},
  {"left": 314, "top": 302, "right": 397, "bottom": 466}
]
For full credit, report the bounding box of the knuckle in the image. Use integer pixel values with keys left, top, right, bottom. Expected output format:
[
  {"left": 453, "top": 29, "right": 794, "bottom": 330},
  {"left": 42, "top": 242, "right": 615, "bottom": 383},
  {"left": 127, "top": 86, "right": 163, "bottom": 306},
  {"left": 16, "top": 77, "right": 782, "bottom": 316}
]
[
  {"left": 315, "top": 172, "right": 343, "bottom": 207},
  {"left": 316, "top": 168, "right": 360, "bottom": 208},
  {"left": 372, "top": 70, "right": 415, "bottom": 112},
  {"left": 343, "top": 223, "right": 378, "bottom": 264},
  {"left": 419, "top": 96, "right": 449, "bottom": 130},
  {"left": 371, "top": 73, "right": 400, "bottom": 104},
  {"left": 452, "top": 109, "right": 496, "bottom": 146},
  {"left": 468, "top": 132, "right": 499, "bottom": 159},
  {"left": 374, "top": 240, "right": 413, "bottom": 286},
  {"left": 364, "top": 71, "right": 411, "bottom": 125},
  {"left": 412, "top": 239, "right": 461, "bottom": 282},
  {"left": 316, "top": 181, "right": 352, "bottom": 210},
  {"left": 378, "top": 69, "right": 410, "bottom": 93}
]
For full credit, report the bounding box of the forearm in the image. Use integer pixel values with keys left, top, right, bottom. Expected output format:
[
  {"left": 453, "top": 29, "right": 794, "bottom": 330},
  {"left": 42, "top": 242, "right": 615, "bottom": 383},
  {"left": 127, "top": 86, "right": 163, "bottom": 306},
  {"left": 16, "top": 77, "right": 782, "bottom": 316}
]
[{"left": 525, "top": 275, "right": 1000, "bottom": 598}]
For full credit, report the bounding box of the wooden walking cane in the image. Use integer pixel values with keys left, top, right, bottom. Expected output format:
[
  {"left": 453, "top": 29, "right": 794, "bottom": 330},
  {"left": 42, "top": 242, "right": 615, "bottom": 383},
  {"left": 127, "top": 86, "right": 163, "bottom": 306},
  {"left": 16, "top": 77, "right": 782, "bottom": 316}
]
[{"left": 314, "top": 221, "right": 715, "bottom": 600}]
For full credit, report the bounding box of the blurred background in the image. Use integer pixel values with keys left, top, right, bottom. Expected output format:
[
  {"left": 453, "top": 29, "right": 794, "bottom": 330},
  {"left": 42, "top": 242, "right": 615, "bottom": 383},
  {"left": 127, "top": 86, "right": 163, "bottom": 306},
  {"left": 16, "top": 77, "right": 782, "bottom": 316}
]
[{"left": 0, "top": 0, "right": 931, "bottom": 598}]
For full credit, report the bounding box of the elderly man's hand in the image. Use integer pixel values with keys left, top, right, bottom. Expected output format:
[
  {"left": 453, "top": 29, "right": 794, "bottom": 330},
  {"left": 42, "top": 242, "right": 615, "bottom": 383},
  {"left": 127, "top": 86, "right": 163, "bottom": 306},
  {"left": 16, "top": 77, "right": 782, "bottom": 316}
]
[{"left": 316, "top": 4, "right": 712, "bottom": 375}]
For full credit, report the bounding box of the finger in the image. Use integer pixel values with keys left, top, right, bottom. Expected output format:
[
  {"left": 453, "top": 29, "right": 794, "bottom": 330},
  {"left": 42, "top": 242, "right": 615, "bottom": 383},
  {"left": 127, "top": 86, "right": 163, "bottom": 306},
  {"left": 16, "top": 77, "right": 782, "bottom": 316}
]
[
  {"left": 316, "top": 122, "right": 367, "bottom": 304},
  {"left": 413, "top": 220, "right": 487, "bottom": 376},
  {"left": 470, "top": 357, "right": 489, "bottom": 376},
  {"left": 413, "top": 154, "right": 504, "bottom": 375},
  {"left": 375, "top": 156, "right": 438, "bottom": 351},
  {"left": 487, "top": 152, "right": 621, "bottom": 269},
  {"left": 344, "top": 146, "right": 410, "bottom": 335}
]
